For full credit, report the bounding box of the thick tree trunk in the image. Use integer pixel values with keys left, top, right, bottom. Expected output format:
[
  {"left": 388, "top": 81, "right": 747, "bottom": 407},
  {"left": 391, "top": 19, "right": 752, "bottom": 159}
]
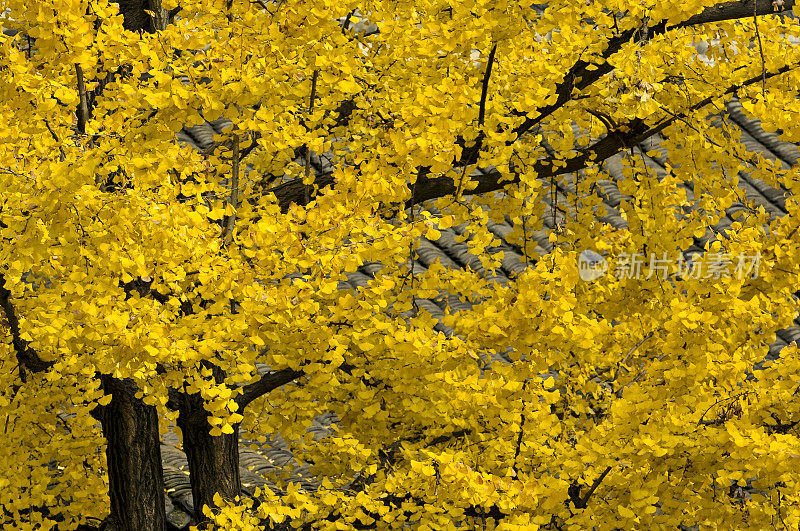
[
  {"left": 115, "top": 0, "right": 170, "bottom": 32},
  {"left": 178, "top": 404, "right": 241, "bottom": 523},
  {"left": 99, "top": 377, "right": 167, "bottom": 531}
]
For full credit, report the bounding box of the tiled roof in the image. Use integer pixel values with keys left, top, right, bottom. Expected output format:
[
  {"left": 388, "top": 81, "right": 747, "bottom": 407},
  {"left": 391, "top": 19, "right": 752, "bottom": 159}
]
[{"left": 320, "top": 104, "right": 799, "bottom": 360}]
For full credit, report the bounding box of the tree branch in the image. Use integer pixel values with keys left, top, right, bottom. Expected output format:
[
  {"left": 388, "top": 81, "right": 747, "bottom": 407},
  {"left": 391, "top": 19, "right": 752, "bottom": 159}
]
[
  {"left": 406, "top": 61, "right": 800, "bottom": 207},
  {"left": 235, "top": 367, "right": 305, "bottom": 408},
  {"left": 478, "top": 43, "right": 497, "bottom": 128},
  {"left": 581, "top": 466, "right": 613, "bottom": 508},
  {"left": 75, "top": 64, "right": 89, "bottom": 135},
  {"left": 237, "top": 132, "right": 261, "bottom": 162},
  {"left": 458, "top": 43, "right": 499, "bottom": 167},
  {"left": 683, "top": 0, "right": 795, "bottom": 25},
  {"left": 266, "top": 2, "right": 797, "bottom": 212},
  {"left": 303, "top": 69, "right": 320, "bottom": 205},
  {"left": 221, "top": 133, "right": 241, "bottom": 244},
  {"left": 0, "top": 274, "right": 55, "bottom": 382},
  {"left": 510, "top": 0, "right": 796, "bottom": 141},
  {"left": 344, "top": 428, "right": 472, "bottom": 495},
  {"left": 268, "top": 171, "right": 336, "bottom": 211}
]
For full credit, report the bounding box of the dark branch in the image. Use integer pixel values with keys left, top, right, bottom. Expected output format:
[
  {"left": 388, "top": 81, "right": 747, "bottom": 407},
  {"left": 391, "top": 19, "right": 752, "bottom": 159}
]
[
  {"left": 478, "top": 43, "right": 497, "bottom": 127},
  {"left": 235, "top": 367, "right": 305, "bottom": 408},
  {"left": 238, "top": 132, "right": 261, "bottom": 162},
  {"left": 267, "top": 2, "right": 797, "bottom": 212},
  {"left": 341, "top": 9, "right": 356, "bottom": 33},
  {"left": 406, "top": 61, "right": 800, "bottom": 207},
  {"left": 581, "top": 466, "right": 613, "bottom": 508},
  {"left": 682, "top": 0, "right": 795, "bottom": 25},
  {"left": 457, "top": 43, "right": 499, "bottom": 167},
  {"left": 0, "top": 274, "right": 55, "bottom": 381},
  {"left": 510, "top": 0, "right": 796, "bottom": 141},
  {"left": 75, "top": 64, "right": 89, "bottom": 135},
  {"left": 345, "top": 429, "right": 472, "bottom": 495},
  {"left": 268, "top": 172, "right": 336, "bottom": 211}
]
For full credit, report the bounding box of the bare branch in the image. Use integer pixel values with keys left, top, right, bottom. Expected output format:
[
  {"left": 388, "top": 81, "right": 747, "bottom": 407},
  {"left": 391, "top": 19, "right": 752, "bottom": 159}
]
[
  {"left": 683, "top": 0, "right": 795, "bottom": 25},
  {"left": 610, "top": 331, "right": 655, "bottom": 390},
  {"left": 303, "top": 69, "right": 320, "bottom": 205},
  {"left": 43, "top": 119, "right": 66, "bottom": 162},
  {"left": 753, "top": 2, "right": 767, "bottom": 98},
  {"left": 237, "top": 132, "right": 261, "bottom": 162},
  {"left": 341, "top": 9, "right": 356, "bottom": 33},
  {"left": 580, "top": 466, "right": 613, "bottom": 508},
  {"left": 406, "top": 61, "right": 800, "bottom": 207},
  {"left": 512, "top": 380, "right": 528, "bottom": 475}
]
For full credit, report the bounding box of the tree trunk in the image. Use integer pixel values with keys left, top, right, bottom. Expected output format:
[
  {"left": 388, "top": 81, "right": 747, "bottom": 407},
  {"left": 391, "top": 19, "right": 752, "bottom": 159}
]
[
  {"left": 146, "top": 0, "right": 170, "bottom": 32},
  {"left": 178, "top": 404, "right": 242, "bottom": 523},
  {"left": 99, "top": 377, "right": 167, "bottom": 531}
]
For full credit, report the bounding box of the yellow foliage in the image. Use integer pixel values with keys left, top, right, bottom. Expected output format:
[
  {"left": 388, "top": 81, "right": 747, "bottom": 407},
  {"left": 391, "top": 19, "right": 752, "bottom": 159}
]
[{"left": 2, "top": 0, "right": 800, "bottom": 529}]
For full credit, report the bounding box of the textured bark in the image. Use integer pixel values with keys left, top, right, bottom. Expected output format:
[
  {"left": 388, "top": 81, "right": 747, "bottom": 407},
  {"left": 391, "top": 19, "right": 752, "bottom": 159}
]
[
  {"left": 178, "top": 405, "right": 241, "bottom": 523},
  {"left": 683, "top": 0, "right": 796, "bottom": 26},
  {"left": 147, "top": 0, "right": 170, "bottom": 32},
  {"left": 115, "top": 0, "right": 170, "bottom": 32},
  {"left": 99, "top": 377, "right": 167, "bottom": 531}
]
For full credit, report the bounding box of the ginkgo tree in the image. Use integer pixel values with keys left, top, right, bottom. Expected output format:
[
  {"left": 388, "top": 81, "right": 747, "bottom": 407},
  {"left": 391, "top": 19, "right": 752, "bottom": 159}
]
[{"left": 3, "top": 0, "right": 800, "bottom": 529}]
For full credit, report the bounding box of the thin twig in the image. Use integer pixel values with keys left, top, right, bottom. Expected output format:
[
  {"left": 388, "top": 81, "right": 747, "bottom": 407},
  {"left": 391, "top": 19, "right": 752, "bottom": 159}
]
[
  {"left": 581, "top": 466, "right": 613, "bottom": 507},
  {"left": 753, "top": 1, "right": 767, "bottom": 98},
  {"left": 696, "top": 391, "right": 750, "bottom": 426},
  {"left": 43, "top": 119, "right": 66, "bottom": 162},
  {"left": 612, "top": 331, "right": 655, "bottom": 383},
  {"left": 512, "top": 380, "right": 529, "bottom": 475},
  {"left": 408, "top": 177, "right": 418, "bottom": 313},
  {"left": 303, "top": 69, "right": 319, "bottom": 205},
  {"left": 222, "top": 133, "right": 240, "bottom": 244},
  {"left": 238, "top": 132, "right": 261, "bottom": 162},
  {"left": 587, "top": 109, "right": 618, "bottom": 133}
]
